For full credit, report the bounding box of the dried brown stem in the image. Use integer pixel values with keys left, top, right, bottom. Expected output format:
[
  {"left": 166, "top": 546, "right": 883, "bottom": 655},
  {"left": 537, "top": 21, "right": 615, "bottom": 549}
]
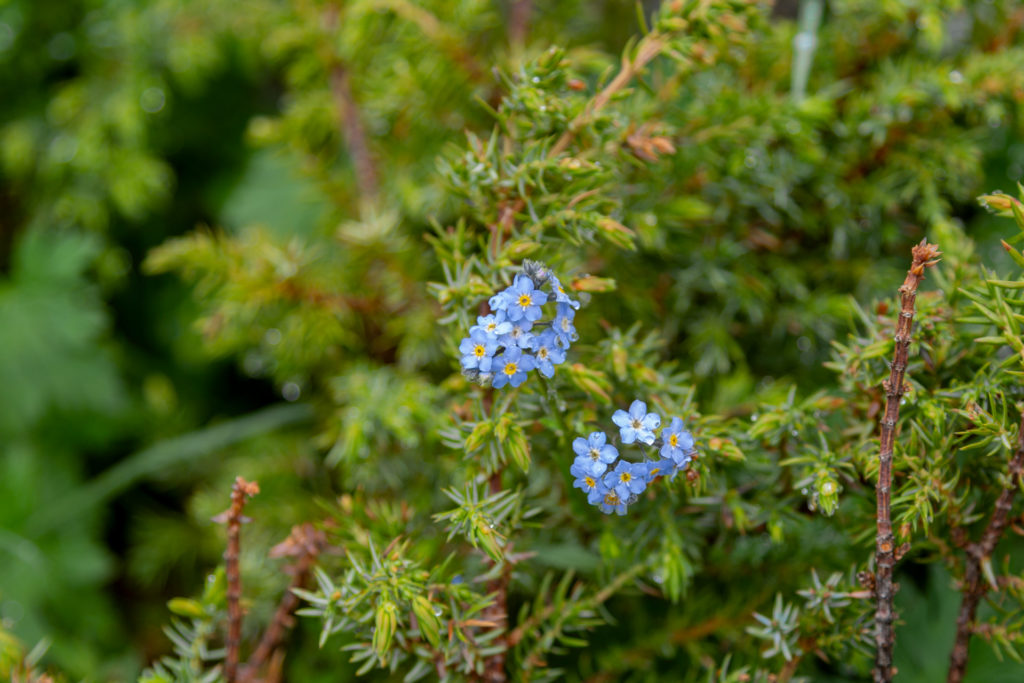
[
  {"left": 329, "top": 65, "right": 379, "bottom": 205},
  {"left": 323, "top": 6, "right": 379, "bottom": 206},
  {"left": 873, "top": 240, "right": 941, "bottom": 683},
  {"left": 239, "top": 523, "right": 327, "bottom": 682},
  {"left": 548, "top": 34, "right": 666, "bottom": 159},
  {"left": 947, "top": 414, "right": 1024, "bottom": 683},
  {"left": 216, "top": 477, "right": 260, "bottom": 683},
  {"left": 508, "top": 0, "right": 531, "bottom": 49}
]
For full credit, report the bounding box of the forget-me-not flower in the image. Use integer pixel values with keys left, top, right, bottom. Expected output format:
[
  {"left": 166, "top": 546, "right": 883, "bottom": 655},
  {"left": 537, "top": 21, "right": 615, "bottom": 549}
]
[
  {"left": 548, "top": 274, "right": 581, "bottom": 310},
  {"left": 504, "top": 274, "right": 548, "bottom": 322},
  {"left": 604, "top": 460, "right": 649, "bottom": 500},
  {"left": 458, "top": 329, "right": 498, "bottom": 372},
  {"left": 660, "top": 416, "right": 695, "bottom": 466},
  {"left": 612, "top": 400, "right": 661, "bottom": 445},
  {"left": 572, "top": 431, "right": 618, "bottom": 476},
  {"left": 489, "top": 289, "right": 512, "bottom": 313},
  {"left": 498, "top": 319, "right": 534, "bottom": 350},
  {"left": 471, "top": 311, "right": 513, "bottom": 339},
  {"left": 529, "top": 329, "right": 566, "bottom": 378},
  {"left": 598, "top": 490, "right": 629, "bottom": 516},
  {"left": 570, "top": 460, "right": 607, "bottom": 505},
  {"left": 552, "top": 303, "right": 577, "bottom": 348},
  {"left": 645, "top": 458, "right": 677, "bottom": 481},
  {"left": 491, "top": 346, "right": 536, "bottom": 389}
]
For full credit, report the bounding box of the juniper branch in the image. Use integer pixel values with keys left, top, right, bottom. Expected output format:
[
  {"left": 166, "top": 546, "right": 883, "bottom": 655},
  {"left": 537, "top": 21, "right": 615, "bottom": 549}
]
[
  {"left": 874, "top": 239, "right": 941, "bottom": 683},
  {"left": 947, "top": 413, "right": 1024, "bottom": 683}
]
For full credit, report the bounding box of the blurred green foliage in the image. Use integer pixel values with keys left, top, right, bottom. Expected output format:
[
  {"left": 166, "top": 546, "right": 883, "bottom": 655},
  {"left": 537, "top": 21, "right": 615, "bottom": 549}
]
[{"left": 3, "top": 0, "right": 1024, "bottom": 681}]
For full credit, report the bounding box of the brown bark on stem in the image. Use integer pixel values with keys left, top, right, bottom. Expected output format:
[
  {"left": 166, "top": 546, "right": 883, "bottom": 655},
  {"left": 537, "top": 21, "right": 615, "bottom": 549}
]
[
  {"left": 239, "top": 523, "right": 326, "bottom": 683},
  {"left": 947, "top": 414, "right": 1024, "bottom": 683},
  {"left": 323, "top": 5, "right": 379, "bottom": 206},
  {"left": 215, "top": 477, "right": 260, "bottom": 683},
  {"left": 508, "top": 0, "right": 531, "bottom": 49},
  {"left": 874, "top": 240, "right": 941, "bottom": 683}
]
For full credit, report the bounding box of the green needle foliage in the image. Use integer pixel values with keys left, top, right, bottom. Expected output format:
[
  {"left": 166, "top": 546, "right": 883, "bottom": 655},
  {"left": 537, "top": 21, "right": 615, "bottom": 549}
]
[{"left": 4, "top": 0, "right": 1024, "bottom": 681}]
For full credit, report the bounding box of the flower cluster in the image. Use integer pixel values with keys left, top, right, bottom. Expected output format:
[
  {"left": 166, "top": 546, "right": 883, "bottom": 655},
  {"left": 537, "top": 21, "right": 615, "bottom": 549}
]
[
  {"left": 571, "top": 400, "right": 697, "bottom": 515},
  {"left": 459, "top": 261, "right": 581, "bottom": 389}
]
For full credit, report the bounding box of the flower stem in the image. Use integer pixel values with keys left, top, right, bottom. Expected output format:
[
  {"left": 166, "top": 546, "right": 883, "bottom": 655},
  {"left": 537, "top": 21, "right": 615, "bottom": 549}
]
[{"left": 874, "top": 239, "right": 941, "bottom": 683}]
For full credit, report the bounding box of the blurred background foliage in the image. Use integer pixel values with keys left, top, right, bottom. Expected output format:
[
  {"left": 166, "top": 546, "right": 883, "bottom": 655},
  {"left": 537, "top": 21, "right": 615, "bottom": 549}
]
[{"left": 1, "top": 0, "right": 1024, "bottom": 680}]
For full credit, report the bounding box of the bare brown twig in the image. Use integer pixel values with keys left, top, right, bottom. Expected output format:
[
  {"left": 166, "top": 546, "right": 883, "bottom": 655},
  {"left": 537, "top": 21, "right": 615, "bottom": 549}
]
[
  {"left": 215, "top": 477, "right": 260, "bottom": 683},
  {"left": 508, "top": 0, "right": 531, "bottom": 50},
  {"left": 873, "top": 239, "right": 941, "bottom": 683},
  {"left": 239, "top": 523, "right": 327, "bottom": 683},
  {"left": 947, "top": 413, "right": 1024, "bottom": 683},
  {"left": 323, "top": 6, "right": 379, "bottom": 206}
]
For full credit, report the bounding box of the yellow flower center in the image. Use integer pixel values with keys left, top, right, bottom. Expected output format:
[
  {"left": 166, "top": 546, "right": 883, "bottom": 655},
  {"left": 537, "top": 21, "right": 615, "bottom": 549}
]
[
  {"left": 486, "top": 322, "right": 496, "bottom": 332},
  {"left": 650, "top": 466, "right": 662, "bottom": 477},
  {"left": 604, "top": 492, "right": 621, "bottom": 505},
  {"left": 620, "top": 472, "right": 632, "bottom": 483},
  {"left": 584, "top": 476, "right": 595, "bottom": 488},
  {"left": 669, "top": 434, "right": 678, "bottom": 447},
  {"left": 538, "top": 347, "right": 548, "bottom": 360},
  {"left": 503, "top": 362, "right": 518, "bottom": 376},
  {"left": 631, "top": 418, "right": 642, "bottom": 429},
  {"left": 474, "top": 345, "right": 486, "bottom": 357},
  {"left": 518, "top": 293, "right": 532, "bottom": 308}
]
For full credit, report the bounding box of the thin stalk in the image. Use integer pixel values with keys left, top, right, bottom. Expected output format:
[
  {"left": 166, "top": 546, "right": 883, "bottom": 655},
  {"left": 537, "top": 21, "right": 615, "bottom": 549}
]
[
  {"left": 239, "top": 523, "right": 326, "bottom": 682},
  {"left": 947, "top": 413, "right": 1024, "bottom": 683},
  {"left": 215, "top": 477, "right": 260, "bottom": 683},
  {"left": 874, "top": 240, "right": 941, "bottom": 682},
  {"left": 323, "top": 5, "right": 380, "bottom": 207}
]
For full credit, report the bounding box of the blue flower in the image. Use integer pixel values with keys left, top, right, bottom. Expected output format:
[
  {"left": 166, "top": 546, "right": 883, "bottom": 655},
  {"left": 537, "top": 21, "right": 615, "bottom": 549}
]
[
  {"left": 504, "top": 274, "right": 548, "bottom": 323},
  {"left": 598, "top": 489, "right": 629, "bottom": 515},
  {"left": 570, "top": 460, "right": 607, "bottom": 505},
  {"left": 471, "top": 311, "right": 513, "bottom": 339},
  {"left": 660, "top": 416, "right": 695, "bottom": 466},
  {"left": 458, "top": 329, "right": 498, "bottom": 372},
  {"left": 489, "top": 289, "right": 512, "bottom": 313},
  {"left": 548, "top": 274, "right": 581, "bottom": 310},
  {"left": 552, "top": 303, "right": 578, "bottom": 347},
  {"left": 603, "top": 460, "right": 649, "bottom": 500},
  {"left": 572, "top": 431, "right": 618, "bottom": 476},
  {"left": 491, "top": 346, "right": 536, "bottom": 389},
  {"left": 498, "top": 319, "right": 534, "bottom": 350},
  {"left": 529, "top": 329, "right": 566, "bottom": 378},
  {"left": 612, "top": 400, "right": 661, "bottom": 445},
  {"left": 645, "top": 458, "right": 678, "bottom": 481}
]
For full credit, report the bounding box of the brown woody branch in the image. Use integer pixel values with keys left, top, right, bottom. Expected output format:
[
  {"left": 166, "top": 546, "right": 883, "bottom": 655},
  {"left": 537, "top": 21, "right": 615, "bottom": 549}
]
[
  {"left": 239, "top": 523, "right": 327, "bottom": 683},
  {"left": 947, "top": 413, "right": 1024, "bottom": 683},
  {"left": 215, "top": 477, "right": 260, "bottom": 683},
  {"left": 508, "top": 0, "right": 531, "bottom": 50},
  {"left": 874, "top": 240, "right": 941, "bottom": 683},
  {"left": 322, "top": 5, "right": 379, "bottom": 206}
]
